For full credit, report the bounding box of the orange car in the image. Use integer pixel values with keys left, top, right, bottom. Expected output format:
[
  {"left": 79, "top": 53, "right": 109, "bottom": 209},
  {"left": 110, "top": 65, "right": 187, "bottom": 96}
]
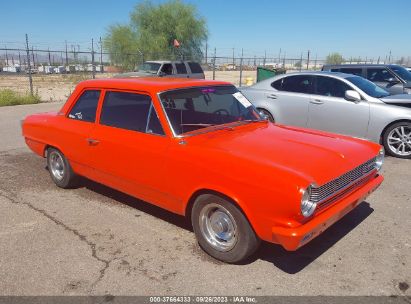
[{"left": 22, "top": 78, "right": 384, "bottom": 263}]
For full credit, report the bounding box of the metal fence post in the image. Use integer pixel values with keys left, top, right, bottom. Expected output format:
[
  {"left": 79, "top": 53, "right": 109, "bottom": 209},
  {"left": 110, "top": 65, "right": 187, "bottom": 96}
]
[
  {"left": 25, "top": 34, "right": 33, "bottom": 96},
  {"left": 263, "top": 50, "right": 266, "bottom": 67},
  {"left": 299, "top": 52, "right": 303, "bottom": 72},
  {"left": 91, "top": 38, "right": 96, "bottom": 79},
  {"left": 239, "top": 48, "right": 243, "bottom": 87},
  {"left": 212, "top": 48, "right": 216, "bottom": 80},
  {"left": 99, "top": 37, "right": 103, "bottom": 73}
]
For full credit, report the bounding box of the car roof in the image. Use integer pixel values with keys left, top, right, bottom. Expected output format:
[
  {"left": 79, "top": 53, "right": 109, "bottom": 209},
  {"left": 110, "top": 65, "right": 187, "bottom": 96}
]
[
  {"left": 323, "top": 64, "right": 398, "bottom": 68},
  {"left": 77, "top": 77, "right": 230, "bottom": 92},
  {"left": 276, "top": 71, "right": 357, "bottom": 79}
]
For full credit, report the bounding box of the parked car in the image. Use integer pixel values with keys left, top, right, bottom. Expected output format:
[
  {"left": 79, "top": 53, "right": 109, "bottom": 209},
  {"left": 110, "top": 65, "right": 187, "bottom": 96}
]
[
  {"left": 22, "top": 77, "right": 384, "bottom": 263},
  {"left": 322, "top": 64, "right": 411, "bottom": 95},
  {"left": 115, "top": 60, "right": 205, "bottom": 79},
  {"left": 241, "top": 71, "right": 411, "bottom": 159}
]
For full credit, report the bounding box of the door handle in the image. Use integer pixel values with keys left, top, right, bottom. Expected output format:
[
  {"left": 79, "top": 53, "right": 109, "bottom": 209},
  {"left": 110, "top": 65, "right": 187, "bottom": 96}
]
[
  {"left": 267, "top": 94, "right": 277, "bottom": 99},
  {"left": 310, "top": 99, "right": 324, "bottom": 105},
  {"left": 86, "top": 138, "right": 100, "bottom": 146}
]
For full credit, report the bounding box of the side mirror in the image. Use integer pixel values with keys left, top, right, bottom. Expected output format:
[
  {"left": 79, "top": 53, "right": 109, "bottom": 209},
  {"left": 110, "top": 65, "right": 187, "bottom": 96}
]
[
  {"left": 158, "top": 71, "right": 166, "bottom": 77},
  {"left": 387, "top": 77, "right": 400, "bottom": 84},
  {"left": 345, "top": 90, "right": 361, "bottom": 102}
]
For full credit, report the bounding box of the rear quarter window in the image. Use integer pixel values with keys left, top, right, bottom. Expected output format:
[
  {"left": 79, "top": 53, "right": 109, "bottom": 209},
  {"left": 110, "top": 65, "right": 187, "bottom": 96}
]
[
  {"left": 188, "top": 62, "right": 203, "bottom": 74},
  {"left": 175, "top": 63, "right": 187, "bottom": 74}
]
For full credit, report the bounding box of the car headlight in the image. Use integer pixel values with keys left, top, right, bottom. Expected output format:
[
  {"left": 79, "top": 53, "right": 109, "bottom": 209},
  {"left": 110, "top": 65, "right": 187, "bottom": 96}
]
[
  {"left": 301, "top": 185, "right": 317, "bottom": 217},
  {"left": 375, "top": 147, "right": 384, "bottom": 171},
  {"left": 404, "top": 87, "right": 411, "bottom": 94}
]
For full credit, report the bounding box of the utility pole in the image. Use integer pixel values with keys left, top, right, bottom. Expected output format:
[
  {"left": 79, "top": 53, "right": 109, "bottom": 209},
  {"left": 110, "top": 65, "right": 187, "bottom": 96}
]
[
  {"left": 232, "top": 47, "right": 235, "bottom": 67},
  {"left": 205, "top": 41, "right": 208, "bottom": 65},
  {"left": 91, "top": 38, "right": 96, "bottom": 79},
  {"left": 65, "top": 40, "right": 68, "bottom": 65},
  {"left": 239, "top": 48, "right": 244, "bottom": 87},
  {"left": 263, "top": 50, "right": 266, "bottom": 67},
  {"left": 306, "top": 50, "right": 310, "bottom": 70},
  {"left": 388, "top": 50, "right": 392, "bottom": 64},
  {"left": 5, "top": 45, "right": 8, "bottom": 66},
  {"left": 48, "top": 48, "right": 51, "bottom": 65},
  {"left": 18, "top": 51, "right": 21, "bottom": 65},
  {"left": 212, "top": 47, "right": 216, "bottom": 80},
  {"left": 25, "top": 34, "right": 33, "bottom": 95},
  {"left": 278, "top": 48, "right": 281, "bottom": 65}
]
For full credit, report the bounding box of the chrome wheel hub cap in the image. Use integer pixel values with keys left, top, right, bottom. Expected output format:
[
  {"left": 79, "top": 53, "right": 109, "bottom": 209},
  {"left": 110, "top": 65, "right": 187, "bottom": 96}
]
[
  {"left": 50, "top": 152, "right": 65, "bottom": 180},
  {"left": 199, "top": 203, "right": 237, "bottom": 252},
  {"left": 388, "top": 126, "right": 411, "bottom": 156}
]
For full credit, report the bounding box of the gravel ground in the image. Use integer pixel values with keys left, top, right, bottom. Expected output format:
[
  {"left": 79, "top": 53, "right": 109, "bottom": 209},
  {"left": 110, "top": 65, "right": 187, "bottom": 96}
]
[{"left": 0, "top": 102, "right": 410, "bottom": 296}]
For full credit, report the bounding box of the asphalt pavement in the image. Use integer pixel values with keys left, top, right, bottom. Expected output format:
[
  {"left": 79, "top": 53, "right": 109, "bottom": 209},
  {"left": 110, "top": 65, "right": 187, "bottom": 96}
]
[{"left": 0, "top": 102, "right": 409, "bottom": 296}]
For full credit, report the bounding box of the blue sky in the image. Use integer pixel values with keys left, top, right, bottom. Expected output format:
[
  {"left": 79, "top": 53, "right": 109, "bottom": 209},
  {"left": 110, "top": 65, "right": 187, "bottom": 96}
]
[{"left": 1, "top": 0, "right": 410, "bottom": 60}]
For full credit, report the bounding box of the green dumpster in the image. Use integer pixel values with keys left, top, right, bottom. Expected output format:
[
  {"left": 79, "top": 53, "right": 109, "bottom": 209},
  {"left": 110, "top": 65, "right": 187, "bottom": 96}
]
[{"left": 256, "top": 67, "right": 285, "bottom": 82}]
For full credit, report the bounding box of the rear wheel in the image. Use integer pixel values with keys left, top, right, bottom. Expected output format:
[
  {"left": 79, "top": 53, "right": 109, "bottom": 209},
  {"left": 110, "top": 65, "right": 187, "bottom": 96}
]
[
  {"left": 47, "top": 148, "right": 78, "bottom": 188},
  {"left": 191, "top": 194, "right": 260, "bottom": 263},
  {"left": 383, "top": 122, "right": 411, "bottom": 159}
]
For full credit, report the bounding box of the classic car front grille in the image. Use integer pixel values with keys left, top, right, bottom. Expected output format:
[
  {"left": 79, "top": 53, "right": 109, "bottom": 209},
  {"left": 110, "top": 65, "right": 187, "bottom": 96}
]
[{"left": 310, "top": 157, "right": 377, "bottom": 206}]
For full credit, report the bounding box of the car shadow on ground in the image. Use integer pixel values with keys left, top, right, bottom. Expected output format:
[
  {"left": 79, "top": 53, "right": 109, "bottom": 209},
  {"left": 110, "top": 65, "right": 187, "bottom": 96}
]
[
  {"left": 252, "top": 202, "right": 374, "bottom": 273},
  {"left": 80, "top": 177, "right": 374, "bottom": 272}
]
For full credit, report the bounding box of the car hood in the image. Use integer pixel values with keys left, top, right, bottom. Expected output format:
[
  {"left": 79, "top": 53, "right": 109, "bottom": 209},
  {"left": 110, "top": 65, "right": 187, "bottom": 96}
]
[
  {"left": 380, "top": 94, "right": 411, "bottom": 104},
  {"left": 113, "top": 71, "right": 157, "bottom": 78},
  {"left": 186, "top": 123, "right": 379, "bottom": 186}
]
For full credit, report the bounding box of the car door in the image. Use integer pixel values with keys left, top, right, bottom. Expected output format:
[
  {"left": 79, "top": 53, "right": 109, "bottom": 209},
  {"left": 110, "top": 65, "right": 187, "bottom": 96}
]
[
  {"left": 173, "top": 62, "right": 189, "bottom": 78},
  {"left": 88, "top": 89, "right": 172, "bottom": 207},
  {"left": 265, "top": 75, "right": 313, "bottom": 127},
  {"left": 366, "top": 67, "right": 403, "bottom": 95},
  {"left": 307, "top": 75, "right": 370, "bottom": 138},
  {"left": 61, "top": 89, "right": 101, "bottom": 177}
]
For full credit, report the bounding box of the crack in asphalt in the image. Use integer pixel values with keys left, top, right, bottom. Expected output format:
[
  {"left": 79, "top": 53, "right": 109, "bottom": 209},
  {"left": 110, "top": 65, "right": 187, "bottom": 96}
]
[{"left": 0, "top": 188, "right": 117, "bottom": 292}]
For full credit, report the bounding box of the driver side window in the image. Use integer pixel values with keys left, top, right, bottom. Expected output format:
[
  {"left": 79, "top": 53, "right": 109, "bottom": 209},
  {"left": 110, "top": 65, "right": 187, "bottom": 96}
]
[{"left": 315, "top": 76, "right": 352, "bottom": 98}]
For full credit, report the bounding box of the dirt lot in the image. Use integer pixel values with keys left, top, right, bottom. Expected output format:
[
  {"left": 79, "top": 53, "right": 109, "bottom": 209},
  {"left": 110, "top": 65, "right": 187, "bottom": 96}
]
[
  {"left": 0, "top": 102, "right": 410, "bottom": 296},
  {"left": 0, "top": 71, "right": 256, "bottom": 103}
]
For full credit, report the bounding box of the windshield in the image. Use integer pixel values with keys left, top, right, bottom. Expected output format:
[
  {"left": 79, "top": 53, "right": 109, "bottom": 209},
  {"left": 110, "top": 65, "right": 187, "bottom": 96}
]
[
  {"left": 389, "top": 65, "right": 411, "bottom": 82},
  {"left": 159, "top": 85, "right": 262, "bottom": 135},
  {"left": 346, "top": 76, "right": 390, "bottom": 98},
  {"left": 137, "top": 62, "right": 161, "bottom": 74}
]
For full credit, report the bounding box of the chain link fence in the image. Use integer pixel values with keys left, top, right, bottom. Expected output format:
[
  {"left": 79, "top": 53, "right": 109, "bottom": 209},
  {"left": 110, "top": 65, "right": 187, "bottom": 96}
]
[{"left": 1, "top": 36, "right": 409, "bottom": 102}]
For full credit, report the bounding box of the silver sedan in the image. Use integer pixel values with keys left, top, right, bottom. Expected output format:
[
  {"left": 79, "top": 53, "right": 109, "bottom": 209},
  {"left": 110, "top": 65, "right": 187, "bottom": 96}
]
[{"left": 241, "top": 72, "right": 411, "bottom": 159}]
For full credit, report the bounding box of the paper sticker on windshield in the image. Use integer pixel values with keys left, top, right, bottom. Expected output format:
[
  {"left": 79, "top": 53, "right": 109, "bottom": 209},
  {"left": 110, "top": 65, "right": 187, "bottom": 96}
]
[{"left": 233, "top": 92, "right": 252, "bottom": 108}]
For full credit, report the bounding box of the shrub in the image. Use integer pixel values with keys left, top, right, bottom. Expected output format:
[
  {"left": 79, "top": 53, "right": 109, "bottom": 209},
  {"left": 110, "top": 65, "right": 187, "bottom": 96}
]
[{"left": 0, "top": 89, "right": 41, "bottom": 107}]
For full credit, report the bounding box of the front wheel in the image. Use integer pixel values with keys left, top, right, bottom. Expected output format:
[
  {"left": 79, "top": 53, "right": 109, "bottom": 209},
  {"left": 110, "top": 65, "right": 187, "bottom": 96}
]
[
  {"left": 191, "top": 194, "right": 260, "bottom": 263},
  {"left": 383, "top": 122, "right": 411, "bottom": 159},
  {"left": 258, "top": 108, "right": 275, "bottom": 122}
]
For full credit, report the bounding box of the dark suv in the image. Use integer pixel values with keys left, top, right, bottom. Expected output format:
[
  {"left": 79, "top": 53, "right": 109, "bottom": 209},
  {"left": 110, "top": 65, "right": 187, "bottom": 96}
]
[{"left": 322, "top": 64, "right": 411, "bottom": 95}]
